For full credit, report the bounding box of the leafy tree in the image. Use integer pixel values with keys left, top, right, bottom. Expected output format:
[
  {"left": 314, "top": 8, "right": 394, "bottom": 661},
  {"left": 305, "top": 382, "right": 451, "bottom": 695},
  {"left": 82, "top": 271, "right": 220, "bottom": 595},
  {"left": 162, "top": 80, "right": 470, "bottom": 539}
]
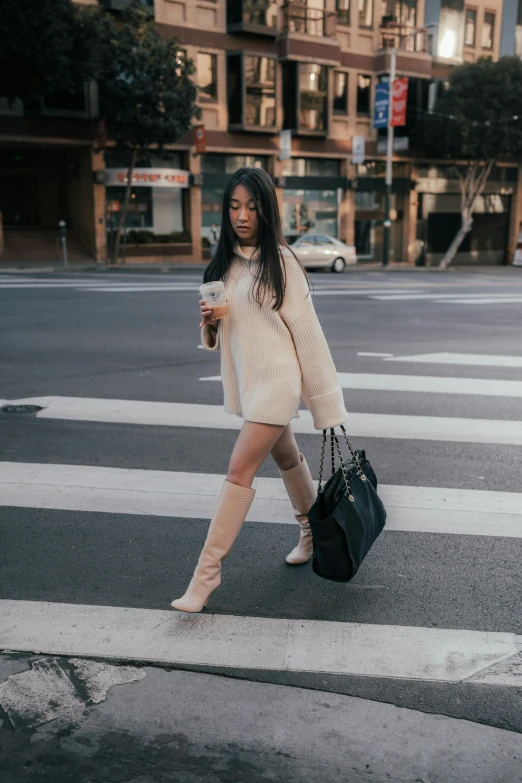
[
  {"left": 424, "top": 57, "right": 522, "bottom": 268},
  {"left": 96, "top": 2, "right": 200, "bottom": 263},
  {"left": 0, "top": 0, "right": 100, "bottom": 104}
]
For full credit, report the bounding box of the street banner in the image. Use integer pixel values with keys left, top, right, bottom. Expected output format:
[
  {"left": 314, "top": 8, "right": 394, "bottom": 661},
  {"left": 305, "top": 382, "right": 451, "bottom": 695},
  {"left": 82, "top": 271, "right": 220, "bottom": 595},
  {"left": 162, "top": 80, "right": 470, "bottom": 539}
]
[
  {"left": 391, "top": 78, "right": 409, "bottom": 127},
  {"left": 279, "top": 129, "right": 292, "bottom": 160},
  {"left": 194, "top": 125, "right": 206, "bottom": 154},
  {"left": 352, "top": 135, "right": 365, "bottom": 164},
  {"left": 373, "top": 83, "right": 389, "bottom": 129}
]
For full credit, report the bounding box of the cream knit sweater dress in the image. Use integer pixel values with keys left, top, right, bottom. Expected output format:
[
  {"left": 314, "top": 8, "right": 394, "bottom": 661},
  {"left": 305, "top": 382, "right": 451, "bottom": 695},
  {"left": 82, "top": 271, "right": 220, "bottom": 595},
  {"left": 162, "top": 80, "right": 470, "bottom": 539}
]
[{"left": 201, "top": 245, "right": 349, "bottom": 430}]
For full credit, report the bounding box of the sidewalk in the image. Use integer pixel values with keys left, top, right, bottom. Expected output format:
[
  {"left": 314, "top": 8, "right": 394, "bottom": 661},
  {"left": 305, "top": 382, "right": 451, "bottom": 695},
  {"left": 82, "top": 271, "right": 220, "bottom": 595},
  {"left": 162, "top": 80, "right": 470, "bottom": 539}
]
[
  {"left": 1, "top": 653, "right": 521, "bottom": 783},
  {"left": 1, "top": 260, "right": 521, "bottom": 275}
]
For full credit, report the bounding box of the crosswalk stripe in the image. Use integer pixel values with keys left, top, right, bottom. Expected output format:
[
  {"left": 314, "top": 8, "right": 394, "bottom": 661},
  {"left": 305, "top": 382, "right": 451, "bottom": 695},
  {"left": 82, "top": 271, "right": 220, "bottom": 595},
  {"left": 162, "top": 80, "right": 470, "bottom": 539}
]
[
  {"left": 369, "top": 293, "right": 520, "bottom": 301},
  {"left": 0, "top": 282, "right": 199, "bottom": 291},
  {"left": 1, "top": 600, "right": 520, "bottom": 685},
  {"left": 2, "top": 463, "right": 521, "bottom": 537},
  {"left": 201, "top": 372, "right": 522, "bottom": 398},
  {"left": 384, "top": 352, "right": 522, "bottom": 368},
  {"left": 9, "top": 396, "right": 522, "bottom": 446},
  {"left": 437, "top": 297, "right": 522, "bottom": 305},
  {"left": 311, "top": 289, "right": 420, "bottom": 296}
]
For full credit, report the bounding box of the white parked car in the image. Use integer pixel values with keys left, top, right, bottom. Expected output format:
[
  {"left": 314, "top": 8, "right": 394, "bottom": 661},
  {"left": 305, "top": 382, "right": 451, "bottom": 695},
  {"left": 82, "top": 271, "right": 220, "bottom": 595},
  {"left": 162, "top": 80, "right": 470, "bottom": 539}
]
[{"left": 289, "top": 234, "right": 357, "bottom": 273}]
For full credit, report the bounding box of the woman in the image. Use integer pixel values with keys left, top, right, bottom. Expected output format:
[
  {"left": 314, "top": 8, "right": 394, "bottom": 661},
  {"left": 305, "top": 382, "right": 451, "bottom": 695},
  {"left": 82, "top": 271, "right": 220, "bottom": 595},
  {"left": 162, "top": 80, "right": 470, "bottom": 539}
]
[{"left": 171, "top": 168, "right": 348, "bottom": 613}]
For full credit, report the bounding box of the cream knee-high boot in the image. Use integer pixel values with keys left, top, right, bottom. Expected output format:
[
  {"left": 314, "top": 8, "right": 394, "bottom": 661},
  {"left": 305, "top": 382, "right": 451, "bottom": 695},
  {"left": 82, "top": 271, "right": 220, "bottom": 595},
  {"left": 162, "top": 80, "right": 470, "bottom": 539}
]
[
  {"left": 171, "top": 480, "right": 256, "bottom": 613},
  {"left": 280, "top": 454, "right": 317, "bottom": 565}
]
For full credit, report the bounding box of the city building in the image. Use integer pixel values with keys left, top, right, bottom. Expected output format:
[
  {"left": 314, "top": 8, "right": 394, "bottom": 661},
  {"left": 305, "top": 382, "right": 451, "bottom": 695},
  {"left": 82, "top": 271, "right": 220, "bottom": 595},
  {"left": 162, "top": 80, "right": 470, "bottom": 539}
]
[{"left": 0, "top": 0, "right": 520, "bottom": 265}]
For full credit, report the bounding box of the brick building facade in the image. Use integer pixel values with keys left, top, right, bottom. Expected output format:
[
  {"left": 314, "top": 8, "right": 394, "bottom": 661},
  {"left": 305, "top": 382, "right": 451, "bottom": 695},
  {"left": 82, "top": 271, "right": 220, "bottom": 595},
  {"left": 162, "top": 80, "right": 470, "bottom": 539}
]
[{"left": 0, "top": 0, "right": 519, "bottom": 265}]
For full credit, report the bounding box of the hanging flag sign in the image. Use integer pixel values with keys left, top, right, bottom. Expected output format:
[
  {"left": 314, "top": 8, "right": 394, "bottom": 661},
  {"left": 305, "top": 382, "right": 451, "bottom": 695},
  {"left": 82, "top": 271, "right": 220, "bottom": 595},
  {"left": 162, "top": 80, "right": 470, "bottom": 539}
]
[
  {"left": 373, "top": 83, "right": 389, "bottom": 129},
  {"left": 391, "top": 78, "right": 409, "bottom": 127}
]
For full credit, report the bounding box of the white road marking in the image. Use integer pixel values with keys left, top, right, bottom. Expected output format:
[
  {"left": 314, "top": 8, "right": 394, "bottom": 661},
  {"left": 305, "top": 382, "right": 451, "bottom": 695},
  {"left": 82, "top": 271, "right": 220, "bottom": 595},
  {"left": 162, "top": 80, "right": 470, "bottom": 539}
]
[
  {"left": 1, "top": 600, "right": 520, "bottom": 685},
  {"left": 311, "top": 289, "right": 418, "bottom": 296},
  {"left": 384, "top": 352, "right": 522, "bottom": 368},
  {"left": 6, "top": 396, "right": 522, "bottom": 445},
  {"left": 1, "top": 463, "right": 521, "bottom": 538},
  {"left": 0, "top": 282, "right": 199, "bottom": 292},
  {"left": 357, "top": 352, "right": 395, "bottom": 357},
  {"left": 437, "top": 297, "right": 522, "bottom": 305},
  {"left": 200, "top": 372, "right": 522, "bottom": 398},
  {"left": 80, "top": 286, "right": 200, "bottom": 293},
  {"left": 369, "top": 293, "right": 521, "bottom": 301}
]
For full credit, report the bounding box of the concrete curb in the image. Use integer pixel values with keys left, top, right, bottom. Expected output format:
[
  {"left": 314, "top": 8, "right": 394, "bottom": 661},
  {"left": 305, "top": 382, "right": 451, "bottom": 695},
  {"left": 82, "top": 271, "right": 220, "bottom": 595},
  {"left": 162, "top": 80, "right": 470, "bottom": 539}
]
[{"left": 0, "top": 262, "right": 520, "bottom": 276}]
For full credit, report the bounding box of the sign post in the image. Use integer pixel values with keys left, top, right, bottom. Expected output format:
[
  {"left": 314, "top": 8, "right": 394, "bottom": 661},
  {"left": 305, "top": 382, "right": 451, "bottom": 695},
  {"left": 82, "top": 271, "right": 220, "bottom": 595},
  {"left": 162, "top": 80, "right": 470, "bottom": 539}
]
[{"left": 382, "top": 48, "right": 396, "bottom": 268}]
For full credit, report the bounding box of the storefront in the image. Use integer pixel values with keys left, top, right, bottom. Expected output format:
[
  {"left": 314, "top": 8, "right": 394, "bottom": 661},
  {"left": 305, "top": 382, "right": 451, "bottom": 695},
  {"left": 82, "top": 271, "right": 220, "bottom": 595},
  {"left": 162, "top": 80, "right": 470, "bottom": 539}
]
[
  {"left": 354, "top": 161, "right": 411, "bottom": 262},
  {"left": 200, "top": 154, "right": 268, "bottom": 244},
  {"left": 416, "top": 164, "right": 517, "bottom": 265},
  {"left": 281, "top": 158, "right": 345, "bottom": 244},
  {"left": 104, "top": 151, "right": 189, "bottom": 245}
]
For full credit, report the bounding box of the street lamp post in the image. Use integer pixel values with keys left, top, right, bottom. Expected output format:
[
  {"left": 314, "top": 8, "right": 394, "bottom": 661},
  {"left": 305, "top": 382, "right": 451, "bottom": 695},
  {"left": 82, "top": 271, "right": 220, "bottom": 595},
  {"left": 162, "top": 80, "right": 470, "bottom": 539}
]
[{"left": 381, "top": 24, "right": 436, "bottom": 267}]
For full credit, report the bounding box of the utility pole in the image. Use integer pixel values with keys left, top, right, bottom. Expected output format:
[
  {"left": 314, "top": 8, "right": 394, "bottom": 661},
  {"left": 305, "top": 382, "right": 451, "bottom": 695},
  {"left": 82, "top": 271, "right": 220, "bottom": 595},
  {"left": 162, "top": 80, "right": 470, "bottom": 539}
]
[{"left": 382, "top": 47, "right": 396, "bottom": 268}]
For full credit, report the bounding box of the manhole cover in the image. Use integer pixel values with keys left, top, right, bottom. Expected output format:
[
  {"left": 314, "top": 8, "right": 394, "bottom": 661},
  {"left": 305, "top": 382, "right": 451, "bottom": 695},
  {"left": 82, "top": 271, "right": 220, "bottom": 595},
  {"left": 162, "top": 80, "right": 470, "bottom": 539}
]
[{"left": 2, "top": 405, "right": 43, "bottom": 414}]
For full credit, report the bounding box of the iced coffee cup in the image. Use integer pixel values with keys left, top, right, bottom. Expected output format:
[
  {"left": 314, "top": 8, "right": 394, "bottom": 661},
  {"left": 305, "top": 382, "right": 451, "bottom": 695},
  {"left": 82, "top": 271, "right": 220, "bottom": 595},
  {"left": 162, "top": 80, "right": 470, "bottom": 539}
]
[{"left": 199, "top": 281, "right": 228, "bottom": 320}]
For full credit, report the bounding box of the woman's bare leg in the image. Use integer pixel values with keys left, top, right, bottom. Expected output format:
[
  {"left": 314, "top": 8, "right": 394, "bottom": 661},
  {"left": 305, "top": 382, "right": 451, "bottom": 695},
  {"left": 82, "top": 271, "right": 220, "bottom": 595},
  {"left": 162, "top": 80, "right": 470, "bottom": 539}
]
[
  {"left": 227, "top": 421, "right": 287, "bottom": 488},
  {"left": 270, "top": 424, "right": 301, "bottom": 471}
]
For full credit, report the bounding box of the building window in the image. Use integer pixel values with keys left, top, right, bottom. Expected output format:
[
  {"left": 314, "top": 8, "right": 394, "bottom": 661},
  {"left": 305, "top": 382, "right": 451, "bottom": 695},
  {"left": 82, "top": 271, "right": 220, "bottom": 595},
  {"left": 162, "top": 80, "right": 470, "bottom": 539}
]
[
  {"left": 357, "top": 74, "right": 371, "bottom": 115},
  {"left": 245, "top": 55, "right": 276, "bottom": 127},
  {"left": 227, "top": 0, "right": 278, "bottom": 30},
  {"left": 283, "top": 189, "right": 339, "bottom": 242},
  {"left": 281, "top": 158, "right": 340, "bottom": 176},
  {"left": 382, "top": 0, "right": 416, "bottom": 25},
  {"left": 227, "top": 54, "right": 242, "bottom": 125},
  {"left": 333, "top": 71, "right": 348, "bottom": 113},
  {"left": 202, "top": 154, "right": 268, "bottom": 174},
  {"left": 336, "top": 0, "right": 350, "bottom": 25},
  {"left": 227, "top": 53, "right": 277, "bottom": 129},
  {"left": 464, "top": 8, "right": 476, "bottom": 46},
  {"left": 197, "top": 53, "right": 217, "bottom": 101},
  {"left": 243, "top": 0, "right": 278, "bottom": 27},
  {"left": 299, "top": 63, "right": 328, "bottom": 131},
  {"left": 482, "top": 12, "right": 494, "bottom": 49},
  {"left": 359, "top": 0, "right": 373, "bottom": 28}
]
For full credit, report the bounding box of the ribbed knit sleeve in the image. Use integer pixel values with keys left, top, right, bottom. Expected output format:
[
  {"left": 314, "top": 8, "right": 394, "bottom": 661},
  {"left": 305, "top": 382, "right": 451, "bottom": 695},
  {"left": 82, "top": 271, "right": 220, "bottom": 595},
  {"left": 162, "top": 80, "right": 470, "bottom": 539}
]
[
  {"left": 201, "top": 322, "right": 220, "bottom": 351},
  {"left": 280, "top": 254, "right": 348, "bottom": 430}
]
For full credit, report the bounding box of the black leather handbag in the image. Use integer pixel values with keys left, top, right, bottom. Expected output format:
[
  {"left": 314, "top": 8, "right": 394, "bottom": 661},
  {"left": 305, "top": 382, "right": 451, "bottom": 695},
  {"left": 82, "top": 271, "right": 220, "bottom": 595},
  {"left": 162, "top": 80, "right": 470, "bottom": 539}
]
[{"left": 307, "top": 425, "right": 387, "bottom": 583}]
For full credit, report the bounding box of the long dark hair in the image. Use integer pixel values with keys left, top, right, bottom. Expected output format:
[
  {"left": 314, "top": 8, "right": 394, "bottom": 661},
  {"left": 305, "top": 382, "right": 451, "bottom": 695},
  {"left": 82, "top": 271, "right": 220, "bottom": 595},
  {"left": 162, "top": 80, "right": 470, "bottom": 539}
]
[{"left": 203, "top": 167, "right": 308, "bottom": 311}]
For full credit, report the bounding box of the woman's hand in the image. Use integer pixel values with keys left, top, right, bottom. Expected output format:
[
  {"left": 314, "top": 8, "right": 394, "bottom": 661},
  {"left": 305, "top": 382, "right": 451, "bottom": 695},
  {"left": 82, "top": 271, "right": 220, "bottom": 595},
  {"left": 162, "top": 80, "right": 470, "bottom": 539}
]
[{"left": 199, "top": 299, "right": 218, "bottom": 329}]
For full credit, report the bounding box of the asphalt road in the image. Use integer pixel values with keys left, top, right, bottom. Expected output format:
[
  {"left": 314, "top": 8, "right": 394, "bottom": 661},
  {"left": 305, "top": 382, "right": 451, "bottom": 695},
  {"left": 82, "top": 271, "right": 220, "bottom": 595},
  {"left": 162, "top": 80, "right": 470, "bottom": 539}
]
[{"left": 1, "top": 266, "right": 522, "bottom": 782}]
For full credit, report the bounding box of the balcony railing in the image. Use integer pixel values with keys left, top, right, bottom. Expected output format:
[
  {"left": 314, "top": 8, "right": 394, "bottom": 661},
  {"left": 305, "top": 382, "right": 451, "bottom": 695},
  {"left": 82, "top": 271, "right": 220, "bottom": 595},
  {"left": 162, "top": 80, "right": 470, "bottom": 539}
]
[
  {"left": 380, "top": 23, "right": 431, "bottom": 54},
  {"left": 282, "top": 3, "right": 337, "bottom": 38}
]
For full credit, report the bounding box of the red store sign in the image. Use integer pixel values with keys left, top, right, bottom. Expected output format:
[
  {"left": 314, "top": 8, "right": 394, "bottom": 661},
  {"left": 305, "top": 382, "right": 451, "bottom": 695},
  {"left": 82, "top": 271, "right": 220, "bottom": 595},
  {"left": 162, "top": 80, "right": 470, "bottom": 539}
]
[{"left": 105, "top": 168, "right": 190, "bottom": 188}]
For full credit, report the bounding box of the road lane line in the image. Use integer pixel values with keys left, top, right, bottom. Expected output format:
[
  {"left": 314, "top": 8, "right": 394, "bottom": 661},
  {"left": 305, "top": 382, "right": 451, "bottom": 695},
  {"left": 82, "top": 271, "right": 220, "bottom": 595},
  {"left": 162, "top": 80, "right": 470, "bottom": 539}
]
[
  {"left": 6, "top": 397, "right": 522, "bottom": 445},
  {"left": 357, "top": 352, "right": 395, "bottom": 357},
  {"left": 384, "top": 353, "right": 522, "bottom": 368},
  {"left": 1, "top": 463, "right": 521, "bottom": 538},
  {"left": 200, "top": 373, "right": 522, "bottom": 398},
  {"left": 1, "top": 600, "right": 520, "bottom": 684},
  {"left": 436, "top": 297, "right": 522, "bottom": 305}
]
